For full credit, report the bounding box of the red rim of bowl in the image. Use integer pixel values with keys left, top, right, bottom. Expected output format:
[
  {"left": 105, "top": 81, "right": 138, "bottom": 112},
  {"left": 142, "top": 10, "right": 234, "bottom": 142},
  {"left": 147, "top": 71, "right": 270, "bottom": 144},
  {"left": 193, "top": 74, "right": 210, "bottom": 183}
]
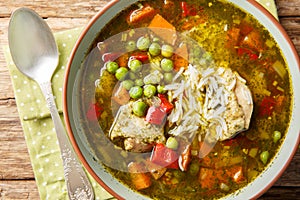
[{"left": 63, "top": 0, "right": 300, "bottom": 199}]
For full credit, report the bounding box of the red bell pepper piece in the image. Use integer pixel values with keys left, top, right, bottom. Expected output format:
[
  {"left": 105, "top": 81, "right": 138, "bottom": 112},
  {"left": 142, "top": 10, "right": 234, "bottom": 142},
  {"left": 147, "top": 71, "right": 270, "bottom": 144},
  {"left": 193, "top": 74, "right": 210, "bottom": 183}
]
[
  {"left": 146, "top": 106, "right": 167, "bottom": 125},
  {"left": 237, "top": 48, "right": 259, "bottom": 61},
  {"left": 259, "top": 96, "right": 276, "bottom": 117},
  {"left": 130, "top": 53, "right": 149, "bottom": 63},
  {"left": 150, "top": 143, "right": 179, "bottom": 169},
  {"left": 158, "top": 94, "right": 174, "bottom": 114},
  {"left": 181, "top": 2, "right": 189, "bottom": 17},
  {"left": 181, "top": 2, "right": 201, "bottom": 17},
  {"left": 86, "top": 103, "right": 103, "bottom": 121}
]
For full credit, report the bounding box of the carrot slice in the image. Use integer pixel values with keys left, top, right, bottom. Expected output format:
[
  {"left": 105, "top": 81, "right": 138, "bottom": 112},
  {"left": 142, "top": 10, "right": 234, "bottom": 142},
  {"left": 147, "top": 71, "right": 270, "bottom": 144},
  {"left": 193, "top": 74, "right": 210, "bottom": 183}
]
[
  {"left": 226, "top": 27, "right": 240, "bottom": 47},
  {"left": 128, "top": 162, "right": 152, "bottom": 190},
  {"left": 116, "top": 53, "right": 129, "bottom": 68},
  {"left": 240, "top": 29, "right": 264, "bottom": 52},
  {"left": 148, "top": 14, "right": 177, "bottom": 45},
  {"left": 199, "top": 167, "right": 227, "bottom": 189},
  {"left": 127, "top": 5, "right": 156, "bottom": 25},
  {"left": 173, "top": 43, "right": 189, "bottom": 71}
]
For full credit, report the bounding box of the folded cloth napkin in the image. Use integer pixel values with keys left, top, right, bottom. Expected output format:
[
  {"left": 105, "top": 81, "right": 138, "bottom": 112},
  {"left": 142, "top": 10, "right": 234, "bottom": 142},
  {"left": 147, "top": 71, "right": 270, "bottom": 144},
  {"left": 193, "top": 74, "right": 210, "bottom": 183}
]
[
  {"left": 4, "top": 27, "right": 114, "bottom": 200},
  {"left": 3, "top": 1, "right": 277, "bottom": 200}
]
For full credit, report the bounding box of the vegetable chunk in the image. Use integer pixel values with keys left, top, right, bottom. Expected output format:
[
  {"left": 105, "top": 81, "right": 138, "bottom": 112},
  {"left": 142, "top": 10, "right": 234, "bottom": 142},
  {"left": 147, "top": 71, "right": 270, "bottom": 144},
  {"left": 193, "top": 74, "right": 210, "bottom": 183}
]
[
  {"left": 148, "top": 14, "right": 177, "bottom": 45},
  {"left": 128, "top": 162, "right": 152, "bottom": 190}
]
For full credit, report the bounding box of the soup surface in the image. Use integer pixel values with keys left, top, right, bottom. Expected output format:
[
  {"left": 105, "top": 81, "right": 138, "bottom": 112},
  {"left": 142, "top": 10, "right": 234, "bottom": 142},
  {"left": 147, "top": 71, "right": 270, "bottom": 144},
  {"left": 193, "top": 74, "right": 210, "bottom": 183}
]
[{"left": 81, "top": 0, "right": 292, "bottom": 199}]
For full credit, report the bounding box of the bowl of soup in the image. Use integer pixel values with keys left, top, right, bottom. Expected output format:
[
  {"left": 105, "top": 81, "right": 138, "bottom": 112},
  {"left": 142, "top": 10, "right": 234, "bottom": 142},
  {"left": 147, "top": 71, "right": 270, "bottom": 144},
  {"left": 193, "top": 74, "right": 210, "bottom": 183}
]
[{"left": 63, "top": 0, "right": 300, "bottom": 199}]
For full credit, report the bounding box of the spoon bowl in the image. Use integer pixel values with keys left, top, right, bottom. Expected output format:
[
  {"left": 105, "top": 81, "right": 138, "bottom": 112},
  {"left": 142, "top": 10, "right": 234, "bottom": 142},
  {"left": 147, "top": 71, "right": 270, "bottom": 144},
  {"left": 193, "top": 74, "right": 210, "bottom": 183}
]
[
  {"left": 8, "top": 7, "right": 94, "bottom": 200},
  {"left": 8, "top": 8, "right": 58, "bottom": 83}
]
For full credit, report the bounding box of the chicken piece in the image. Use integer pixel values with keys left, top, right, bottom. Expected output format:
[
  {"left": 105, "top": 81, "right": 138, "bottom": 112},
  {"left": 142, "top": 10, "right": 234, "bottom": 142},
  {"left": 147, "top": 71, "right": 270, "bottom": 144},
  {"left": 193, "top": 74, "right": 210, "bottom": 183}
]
[
  {"left": 218, "top": 69, "right": 253, "bottom": 141},
  {"left": 124, "top": 138, "right": 153, "bottom": 152},
  {"left": 109, "top": 103, "right": 166, "bottom": 152},
  {"left": 234, "top": 74, "right": 253, "bottom": 129}
]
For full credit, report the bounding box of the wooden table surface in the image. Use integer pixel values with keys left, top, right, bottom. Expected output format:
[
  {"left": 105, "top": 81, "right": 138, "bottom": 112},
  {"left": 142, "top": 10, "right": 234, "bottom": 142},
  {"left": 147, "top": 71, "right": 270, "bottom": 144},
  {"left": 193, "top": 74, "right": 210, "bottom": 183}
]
[{"left": 0, "top": 0, "right": 299, "bottom": 199}]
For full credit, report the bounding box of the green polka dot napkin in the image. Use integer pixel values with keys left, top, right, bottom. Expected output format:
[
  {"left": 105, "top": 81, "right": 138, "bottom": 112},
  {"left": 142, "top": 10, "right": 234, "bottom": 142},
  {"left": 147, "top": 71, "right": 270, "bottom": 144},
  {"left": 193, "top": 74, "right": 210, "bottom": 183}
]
[
  {"left": 4, "top": 27, "right": 114, "bottom": 200},
  {"left": 3, "top": 1, "right": 277, "bottom": 200}
]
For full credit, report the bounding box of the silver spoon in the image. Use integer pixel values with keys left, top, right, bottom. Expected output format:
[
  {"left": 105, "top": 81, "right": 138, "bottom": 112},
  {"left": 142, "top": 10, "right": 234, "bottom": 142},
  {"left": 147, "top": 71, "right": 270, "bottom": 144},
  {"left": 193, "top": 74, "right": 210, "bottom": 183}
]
[{"left": 8, "top": 7, "right": 94, "bottom": 200}]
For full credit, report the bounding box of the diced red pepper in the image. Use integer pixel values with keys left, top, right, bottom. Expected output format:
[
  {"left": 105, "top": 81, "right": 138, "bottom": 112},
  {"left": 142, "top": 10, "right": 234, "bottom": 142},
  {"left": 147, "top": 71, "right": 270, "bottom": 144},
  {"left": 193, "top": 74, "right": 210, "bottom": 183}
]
[
  {"left": 259, "top": 96, "right": 276, "bottom": 117},
  {"left": 181, "top": 2, "right": 200, "bottom": 17},
  {"left": 150, "top": 143, "right": 179, "bottom": 169},
  {"left": 130, "top": 53, "right": 149, "bottom": 63},
  {"left": 181, "top": 2, "right": 189, "bottom": 17},
  {"left": 86, "top": 103, "right": 103, "bottom": 121},
  {"left": 146, "top": 106, "right": 167, "bottom": 125},
  {"left": 158, "top": 94, "right": 174, "bottom": 114},
  {"left": 237, "top": 48, "right": 259, "bottom": 61}
]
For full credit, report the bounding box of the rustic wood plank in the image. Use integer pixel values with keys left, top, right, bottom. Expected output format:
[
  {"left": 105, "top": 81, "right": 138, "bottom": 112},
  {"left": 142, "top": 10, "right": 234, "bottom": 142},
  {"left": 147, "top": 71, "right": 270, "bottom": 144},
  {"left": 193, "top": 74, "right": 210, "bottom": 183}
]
[
  {"left": 1, "top": 0, "right": 300, "bottom": 18},
  {"left": 0, "top": 180, "right": 40, "bottom": 200},
  {"left": 1, "top": 181, "right": 299, "bottom": 200},
  {"left": 280, "top": 17, "right": 300, "bottom": 54},
  {"left": 0, "top": 0, "right": 109, "bottom": 18},
  {"left": 0, "top": 99, "right": 34, "bottom": 179},
  {"left": 276, "top": 0, "right": 300, "bottom": 17},
  {"left": 260, "top": 186, "right": 300, "bottom": 199},
  {"left": 273, "top": 148, "right": 300, "bottom": 187}
]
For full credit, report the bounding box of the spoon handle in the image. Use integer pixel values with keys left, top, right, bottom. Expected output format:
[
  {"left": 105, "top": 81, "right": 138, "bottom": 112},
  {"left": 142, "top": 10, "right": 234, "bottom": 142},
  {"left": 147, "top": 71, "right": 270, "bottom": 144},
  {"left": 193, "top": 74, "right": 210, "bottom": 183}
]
[{"left": 39, "top": 81, "right": 94, "bottom": 200}]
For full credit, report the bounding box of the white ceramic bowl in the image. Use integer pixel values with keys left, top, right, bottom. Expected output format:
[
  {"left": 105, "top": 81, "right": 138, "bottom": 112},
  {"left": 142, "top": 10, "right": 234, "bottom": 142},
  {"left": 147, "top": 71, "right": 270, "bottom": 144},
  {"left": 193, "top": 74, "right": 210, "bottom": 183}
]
[{"left": 63, "top": 0, "right": 300, "bottom": 199}]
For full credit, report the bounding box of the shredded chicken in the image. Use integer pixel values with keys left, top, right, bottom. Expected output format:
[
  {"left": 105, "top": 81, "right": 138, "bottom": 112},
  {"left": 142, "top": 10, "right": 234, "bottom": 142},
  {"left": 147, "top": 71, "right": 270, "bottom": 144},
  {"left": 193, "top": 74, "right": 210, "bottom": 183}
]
[
  {"left": 167, "top": 65, "right": 253, "bottom": 141},
  {"left": 109, "top": 102, "right": 166, "bottom": 152}
]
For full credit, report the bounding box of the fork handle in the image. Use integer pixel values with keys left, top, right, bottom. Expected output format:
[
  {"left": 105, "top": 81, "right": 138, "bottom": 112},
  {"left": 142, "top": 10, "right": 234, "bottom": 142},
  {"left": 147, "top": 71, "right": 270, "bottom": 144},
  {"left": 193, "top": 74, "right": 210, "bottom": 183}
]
[{"left": 40, "top": 81, "right": 94, "bottom": 200}]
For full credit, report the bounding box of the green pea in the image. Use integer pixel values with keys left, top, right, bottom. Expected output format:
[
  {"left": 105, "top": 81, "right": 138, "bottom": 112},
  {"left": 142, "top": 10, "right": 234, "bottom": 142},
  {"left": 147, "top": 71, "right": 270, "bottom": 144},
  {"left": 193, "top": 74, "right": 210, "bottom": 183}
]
[
  {"left": 128, "top": 59, "right": 142, "bottom": 72},
  {"left": 143, "top": 84, "right": 157, "bottom": 98},
  {"left": 173, "top": 170, "right": 185, "bottom": 181},
  {"left": 137, "top": 36, "right": 150, "bottom": 51},
  {"left": 188, "top": 161, "right": 200, "bottom": 176},
  {"left": 128, "top": 71, "right": 137, "bottom": 80},
  {"left": 121, "top": 80, "right": 134, "bottom": 90},
  {"left": 152, "top": 37, "right": 160, "bottom": 43},
  {"left": 260, "top": 151, "right": 269, "bottom": 165},
  {"left": 106, "top": 61, "right": 119, "bottom": 74},
  {"left": 149, "top": 43, "right": 161, "bottom": 56},
  {"left": 115, "top": 67, "right": 128, "bottom": 80},
  {"left": 166, "top": 137, "right": 178, "bottom": 150},
  {"left": 126, "top": 40, "right": 136, "bottom": 51},
  {"left": 157, "top": 85, "right": 166, "bottom": 94},
  {"left": 132, "top": 101, "right": 148, "bottom": 117},
  {"left": 135, "top": 79, "right": 144, "bottom": 87},
  {"left": 161, "top": 44, "right": 174, "bottom": 58},
  {"left": 273, "top": 131, "right": 282, "bottom": 143},
  {"left": 161, "top": 58, "right": 174, "bottom": 72},
  {"left": 129, "top": 86, "right": 143, "bottom": 99},
  {"left": 164, "top": 72, "right": 173, "bottom": 84}
]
